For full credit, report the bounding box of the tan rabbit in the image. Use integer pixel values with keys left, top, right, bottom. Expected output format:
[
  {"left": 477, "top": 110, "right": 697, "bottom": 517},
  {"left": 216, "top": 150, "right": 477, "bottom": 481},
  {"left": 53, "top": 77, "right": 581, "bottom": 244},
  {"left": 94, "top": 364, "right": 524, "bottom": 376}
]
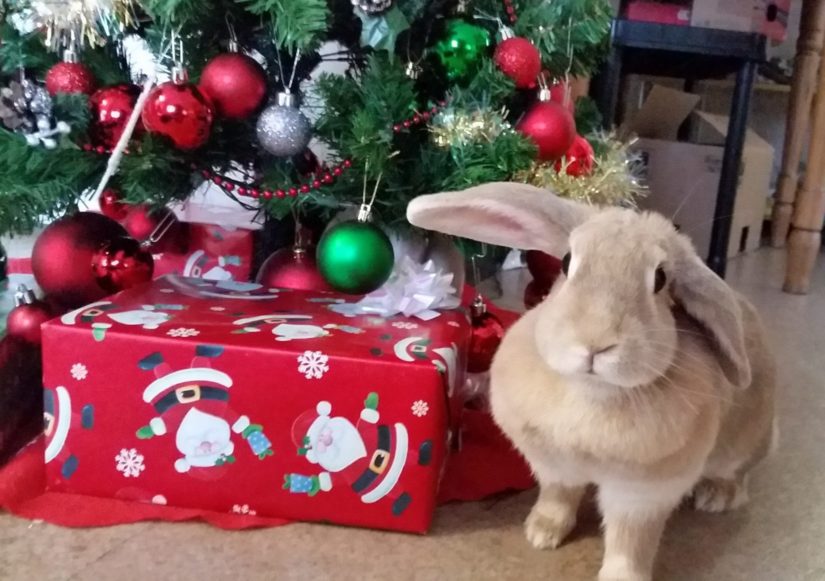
[{"left": 407, "top": 183, "right": 776, "bottom": 581}]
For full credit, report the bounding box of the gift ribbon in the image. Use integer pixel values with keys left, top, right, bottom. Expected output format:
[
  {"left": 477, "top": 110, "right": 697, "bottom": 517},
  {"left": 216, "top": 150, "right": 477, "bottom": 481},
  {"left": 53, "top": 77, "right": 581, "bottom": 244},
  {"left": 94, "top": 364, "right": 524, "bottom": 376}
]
[{"left": 356, "top": 256, "right": 460, "bottom": 320}]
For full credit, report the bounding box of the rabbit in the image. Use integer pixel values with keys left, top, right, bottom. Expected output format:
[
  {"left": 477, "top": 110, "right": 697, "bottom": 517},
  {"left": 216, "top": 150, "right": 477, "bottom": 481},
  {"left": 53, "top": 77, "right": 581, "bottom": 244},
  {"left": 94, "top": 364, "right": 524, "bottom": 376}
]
[{"left": 407, "top": 183, "right": 776, "bottom": 581}]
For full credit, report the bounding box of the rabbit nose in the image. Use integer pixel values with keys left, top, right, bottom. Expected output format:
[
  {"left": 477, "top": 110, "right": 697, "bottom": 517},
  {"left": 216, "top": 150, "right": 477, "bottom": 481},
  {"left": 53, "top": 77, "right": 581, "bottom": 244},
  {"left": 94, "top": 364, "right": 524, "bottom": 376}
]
[{"left": 586, "top": 344, "right": 618, "bottom": 373}]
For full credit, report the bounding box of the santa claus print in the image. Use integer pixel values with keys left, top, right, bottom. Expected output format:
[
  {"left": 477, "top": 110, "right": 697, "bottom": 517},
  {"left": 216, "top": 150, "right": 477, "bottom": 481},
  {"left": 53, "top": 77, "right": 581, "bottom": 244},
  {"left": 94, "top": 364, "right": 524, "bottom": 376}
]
[
  {"left": 284, "top": 393, "right": 433, "bottom": 516},
  {"left": 182, "top": 249, "right": 242, "bottom": 282},
  {"left": 44, "top": 386, "right": 94, "bottom": 479},
  {"left": 61, "top": 301, "right": 185, "bottom": 341},
  {"left": 232, "top": 315, "right": 364, "bottom": 340},
  {"left": 135, "top": 345, "right": 273, "bottom": 477}
]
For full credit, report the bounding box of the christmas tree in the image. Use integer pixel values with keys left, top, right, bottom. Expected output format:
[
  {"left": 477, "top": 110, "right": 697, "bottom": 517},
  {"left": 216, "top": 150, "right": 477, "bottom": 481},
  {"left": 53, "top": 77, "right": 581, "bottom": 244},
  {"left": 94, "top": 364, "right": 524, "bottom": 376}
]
[{"left": 0, "top": 0, "right": 641, "bottom": 299}]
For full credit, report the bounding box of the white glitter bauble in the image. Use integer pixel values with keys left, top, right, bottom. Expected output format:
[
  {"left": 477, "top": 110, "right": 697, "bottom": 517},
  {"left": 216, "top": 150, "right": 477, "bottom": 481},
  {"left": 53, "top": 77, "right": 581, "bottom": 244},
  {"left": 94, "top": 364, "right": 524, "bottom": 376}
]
[{"left": 255, "top": 92, "right": 312, "bottom": 157}]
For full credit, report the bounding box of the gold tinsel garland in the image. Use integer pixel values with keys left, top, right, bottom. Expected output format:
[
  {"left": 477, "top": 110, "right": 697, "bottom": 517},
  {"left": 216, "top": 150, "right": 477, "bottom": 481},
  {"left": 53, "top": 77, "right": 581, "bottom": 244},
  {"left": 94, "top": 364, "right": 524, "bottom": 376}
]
[
  {"left": 430, "top": 107, "right": 512, "bottom": 147},
  {"left": 514, "top": 133, "right": 647, "bottom": 208},
  {"left": 24, "top": 0, "right": 136, "bottom": 50}
]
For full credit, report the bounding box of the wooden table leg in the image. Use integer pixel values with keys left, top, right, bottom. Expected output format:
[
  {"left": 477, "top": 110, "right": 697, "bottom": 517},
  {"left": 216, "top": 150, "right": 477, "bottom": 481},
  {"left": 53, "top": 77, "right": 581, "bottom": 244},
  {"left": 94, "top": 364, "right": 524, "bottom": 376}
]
[
  {"left": 785, "top": 35, "right": 825, "bottom": 293},
  {"left": 772, "top": 0, "right": 825, "bottom": 248}
]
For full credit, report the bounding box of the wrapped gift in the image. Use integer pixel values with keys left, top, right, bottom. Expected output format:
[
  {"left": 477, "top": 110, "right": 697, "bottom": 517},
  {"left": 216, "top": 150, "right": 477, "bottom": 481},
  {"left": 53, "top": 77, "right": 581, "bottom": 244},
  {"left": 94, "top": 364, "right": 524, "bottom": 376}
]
[
  {"left": 40, "top": 276, "right": 468, "bottom": 533},
  {"left": 152, "top": 224, "right": 254, "bottom": 283}
]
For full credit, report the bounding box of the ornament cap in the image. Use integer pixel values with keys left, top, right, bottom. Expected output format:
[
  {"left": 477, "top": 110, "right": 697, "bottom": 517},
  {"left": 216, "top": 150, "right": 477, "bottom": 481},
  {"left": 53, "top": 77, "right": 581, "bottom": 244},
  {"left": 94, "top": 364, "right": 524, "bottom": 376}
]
[
  {"left": 172, "top": 65, "right": 189, "bottom": 85},
  {"left": 357, "top": 204, "right": 372, "bottom": 222},
  {"left": 62, "top": 47, "right": 79, "bottom": 64},
  {"left": 498, "top": 26, "right": 515, "bottom": 41},
  {"left": 538, "top": 86, "right": 552, "bottom": 102},
  {"left": 471, "top": 295, "right": 487, "bottom": 317},
  {"left": 228, "top": 38, "right": 240, "bottom": 53},
  {"left": 276, "top": 91, "right": 297, "bottom": 108},
  {"left": 14, "top": 284, "right": 37, "bottom": 307},
  {"left": 404, "top": 61, "right": 422, "bottom": 80}
]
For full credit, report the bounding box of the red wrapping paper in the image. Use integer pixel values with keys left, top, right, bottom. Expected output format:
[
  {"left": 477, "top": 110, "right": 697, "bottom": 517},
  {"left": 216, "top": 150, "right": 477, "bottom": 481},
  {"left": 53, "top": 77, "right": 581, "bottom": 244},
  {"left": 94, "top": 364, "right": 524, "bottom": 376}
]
[{"left": 40, "top": 276, "right": 469, "bottom": 533}]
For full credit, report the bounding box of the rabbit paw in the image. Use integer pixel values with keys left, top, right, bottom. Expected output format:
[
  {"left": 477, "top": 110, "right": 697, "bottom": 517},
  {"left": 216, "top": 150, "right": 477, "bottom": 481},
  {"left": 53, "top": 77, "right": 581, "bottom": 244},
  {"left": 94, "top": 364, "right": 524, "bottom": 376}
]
[
  {"left": 693, "top": 477, "right": 749, "bottom": 513},
  {"left": 524, "top": 505, "right": 576, "bottom": 550}
]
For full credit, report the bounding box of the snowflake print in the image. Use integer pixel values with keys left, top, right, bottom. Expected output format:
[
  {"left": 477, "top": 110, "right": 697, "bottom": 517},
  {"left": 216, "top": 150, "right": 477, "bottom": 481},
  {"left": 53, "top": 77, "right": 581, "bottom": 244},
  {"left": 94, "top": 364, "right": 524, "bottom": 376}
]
[
  {"left": 231, "top": 504, "right": 257, "bottom": 516},
  {"left": 297, "top": 350, "right": 330, "bottom": 379},
  {"left": 70, "top": 363, "right": 88, "bottom": 381},
  {"left": 392, "top": 321, "right": 419, "bottom": 330},
  {"left": 411, "top": 400, "right": 429, "bottom": 417},
  {"left": 166, "top": 327, "right": 200, "bottom": 338},
  {"left": 115, "top": 448, "right": 145, "bottom": 478}
]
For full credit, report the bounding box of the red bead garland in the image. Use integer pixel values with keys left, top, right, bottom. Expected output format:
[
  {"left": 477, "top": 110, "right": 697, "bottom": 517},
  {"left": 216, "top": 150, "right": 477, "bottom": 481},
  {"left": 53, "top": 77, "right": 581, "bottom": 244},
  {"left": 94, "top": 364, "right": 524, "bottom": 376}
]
[
  {"left": 503, "top": 0, "right": 518, "bottom": 23},
  {"left": 392, "top": 101, "right": 448, "bottom": 134}
]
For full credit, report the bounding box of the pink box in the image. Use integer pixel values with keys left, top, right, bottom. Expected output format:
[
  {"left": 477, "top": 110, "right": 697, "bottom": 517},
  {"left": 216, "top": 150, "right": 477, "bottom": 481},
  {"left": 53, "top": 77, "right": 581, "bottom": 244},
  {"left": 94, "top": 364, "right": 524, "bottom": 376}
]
[{"left": 625, "top": 1, "right": 691, "bottom": 26}]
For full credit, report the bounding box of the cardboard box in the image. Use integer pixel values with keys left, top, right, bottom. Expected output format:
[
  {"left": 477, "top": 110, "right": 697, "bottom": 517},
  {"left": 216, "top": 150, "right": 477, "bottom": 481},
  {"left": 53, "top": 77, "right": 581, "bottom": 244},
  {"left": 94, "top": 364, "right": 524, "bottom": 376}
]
[
  {"left": 41, "top": 276, "right": 469, "bottom": 533},
  {"left": 626, "top": 85, "right": 772, "bottom": 259},
  {"left": 690, "top": 0, "right": 766, "bottom": 32}
]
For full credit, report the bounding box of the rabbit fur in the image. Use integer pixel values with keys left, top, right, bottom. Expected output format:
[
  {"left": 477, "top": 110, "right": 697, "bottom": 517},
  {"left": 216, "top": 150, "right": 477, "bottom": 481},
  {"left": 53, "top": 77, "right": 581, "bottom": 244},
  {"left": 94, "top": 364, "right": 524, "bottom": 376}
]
[{"left": 407, "top": 183, "right": 776, "bottom": 581}]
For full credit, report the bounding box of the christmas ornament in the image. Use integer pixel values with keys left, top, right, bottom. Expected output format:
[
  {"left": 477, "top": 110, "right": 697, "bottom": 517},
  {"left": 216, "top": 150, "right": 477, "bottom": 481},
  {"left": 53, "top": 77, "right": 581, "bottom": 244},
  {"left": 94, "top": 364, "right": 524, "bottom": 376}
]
[
  {"left": 89, "top": 84, "right": 142, "bottom": 149},
  {"left": 45, "top": 51, "right": 96, "bottom": 96},
  {"left": 353, "top": 0, "right": 393, "bottom": 14},
  {"left": 494, "top": 29, "right": 541, "bottom": 89},
  {"left": 433, "top": 19, "right": 492, "bottom": 82},
  {"left": 525, "top": 250, "right": 563, "bottom": 287},
  {"left": 199, "top": 52, "right": 267, "bottom": 120},
  {"left": 517, "top": 95, "right": 576, "bottom": 162},
  {"left": 142, "top": 70, "right": 213, "bottom": 150},
  {"left": 523, "top": 279, "right": 550, "bottom": 310},
  {"left": 99, "top": 188, "right": 129, "bottom": 221},
  {"left": 468, "top": 297, "right": 504, "bottom": 373},
  {"left": 31, "top": 212, "right": 128, "bottom": 308},
  {"left": 91, "top": 236, "right": 155, "bottom": 294},
  {"left": 6, "top": 285, "right": 53, "bottom": 345},
  {"left": 0, "top": 78, "right": 71, "bottom": 148},
  {"left": 122, "top": 206, "right": 189, "bottom": 254},
  {"left": 355, "top": 255, "right": 460, "bottom": 319},
  {"left": 317, "top": 218, "right": 394, "bottom": 295},
  {"left": 256, "top": 92, "right": 312, "bottom": 157},
  {"left": 257, "top": 246, "right": 330, "bottom": 292},
  {"left": 555, "top": 134, "right": 595, "bottom": 177},
  {"left": 514, "top": 132, "right": 647, "bottom": 207}
]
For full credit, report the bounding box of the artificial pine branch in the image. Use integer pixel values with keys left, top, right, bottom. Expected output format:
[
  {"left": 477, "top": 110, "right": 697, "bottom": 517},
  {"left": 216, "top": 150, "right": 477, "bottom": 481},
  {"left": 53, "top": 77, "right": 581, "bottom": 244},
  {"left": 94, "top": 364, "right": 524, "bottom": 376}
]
[{"left": 237, "top": 0, "right": 330, "bottom": 52}]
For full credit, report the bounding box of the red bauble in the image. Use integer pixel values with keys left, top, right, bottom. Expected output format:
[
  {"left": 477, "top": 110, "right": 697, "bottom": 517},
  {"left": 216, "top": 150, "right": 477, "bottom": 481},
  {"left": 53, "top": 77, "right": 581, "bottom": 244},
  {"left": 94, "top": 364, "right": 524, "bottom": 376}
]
[
  {"left": 517, "top": 100, "right": 576, "bottom": 161},
  {"left": 99, "top": 188, "right": 129, "bottom": 221},
  {"left": 199, "top": 53, "right": 267, "bottom": 119},
  {"left": 92, "top": 236, "right": 155, "bottom": 294},
  {"left": 31, "top": 212, "right": 128, "bottom": 308},
  {"left": 6, "top": 286, "right": 52, "bottom": 345},
  {"left": 468, "top": 300, "right": 505, "bottom": 374},
  {"left": 554, "top": 134, "right": 595, "bottom": 177},
  {"left": 257, "top": 246, "right": 331, "bottom": 291},
  {"left": 524, "top": 280, "right": 551, "bottom": 310},
  {"left": 525, "top": 250, "right": 563, "bottom": 286},
  {"left": 141, "top": 81, "right": 214, "bottom": 150},
  {"left": 122, "top": 206, "right": 188, "bottom": 254},
  {"left": 494, "top": 37, "right": 542, "bottom": 89},
  {"left": 45, "top": 62, "right": 96, "bottom": 96},
  {"left": 89, "top": 85, "right": 143, "bottom": 149}
]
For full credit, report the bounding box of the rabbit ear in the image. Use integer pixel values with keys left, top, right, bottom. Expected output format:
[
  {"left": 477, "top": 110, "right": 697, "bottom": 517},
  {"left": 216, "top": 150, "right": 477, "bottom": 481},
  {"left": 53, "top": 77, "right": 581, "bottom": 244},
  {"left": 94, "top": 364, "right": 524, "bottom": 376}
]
[
  {"left": 670, "top": 248, "right": 751, "bottom": 389},
  {"left": 407, "top": 182, "right": 591, "bottom": 256}
]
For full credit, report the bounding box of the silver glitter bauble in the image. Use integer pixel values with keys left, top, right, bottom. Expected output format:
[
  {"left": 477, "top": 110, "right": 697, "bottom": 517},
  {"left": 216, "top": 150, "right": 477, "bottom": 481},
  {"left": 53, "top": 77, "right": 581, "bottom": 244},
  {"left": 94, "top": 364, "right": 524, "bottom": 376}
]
[
  {"left": 352, "top": 0, "right": 392, "bottom": 14},
  {"left": 255, "top": 92, "right": 312, "bottom": 157}
]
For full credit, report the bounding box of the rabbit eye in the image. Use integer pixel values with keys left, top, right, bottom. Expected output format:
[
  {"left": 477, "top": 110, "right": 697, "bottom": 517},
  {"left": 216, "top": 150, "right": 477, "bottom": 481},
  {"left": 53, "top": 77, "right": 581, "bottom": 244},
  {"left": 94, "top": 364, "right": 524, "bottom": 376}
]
[
  {"left": 561, "top": 252, "right": 571, "bottom": 276},
  {"left": 654, "top": 266, "right": 667, "bottom": 293}
]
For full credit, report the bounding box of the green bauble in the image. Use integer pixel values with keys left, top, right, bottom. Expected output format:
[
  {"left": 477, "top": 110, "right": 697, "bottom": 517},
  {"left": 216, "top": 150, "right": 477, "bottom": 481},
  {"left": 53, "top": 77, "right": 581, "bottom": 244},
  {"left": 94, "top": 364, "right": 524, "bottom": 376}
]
[
  {"left": 433, "top": 19, "right": 492, "bottom": 82},
  {"left": 317, "top": 220, "right": 395, "bottom": 294}
]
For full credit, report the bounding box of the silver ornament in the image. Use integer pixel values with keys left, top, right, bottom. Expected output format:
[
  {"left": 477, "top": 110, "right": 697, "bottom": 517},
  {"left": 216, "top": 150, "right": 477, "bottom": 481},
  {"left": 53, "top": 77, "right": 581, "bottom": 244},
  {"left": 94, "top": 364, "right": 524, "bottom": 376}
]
[
  {"left": 352, "top": 0, "right": 393, "bottom": 14},
  {"left": 256, "top": 92, "right": 312, "bottom": 157}
]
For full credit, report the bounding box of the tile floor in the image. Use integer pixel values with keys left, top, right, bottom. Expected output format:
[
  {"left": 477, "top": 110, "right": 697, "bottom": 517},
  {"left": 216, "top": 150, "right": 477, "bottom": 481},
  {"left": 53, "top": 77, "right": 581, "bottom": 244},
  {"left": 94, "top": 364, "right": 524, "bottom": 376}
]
[{"left": 1, "top": 248, "right": 824, "bottom": 581}]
